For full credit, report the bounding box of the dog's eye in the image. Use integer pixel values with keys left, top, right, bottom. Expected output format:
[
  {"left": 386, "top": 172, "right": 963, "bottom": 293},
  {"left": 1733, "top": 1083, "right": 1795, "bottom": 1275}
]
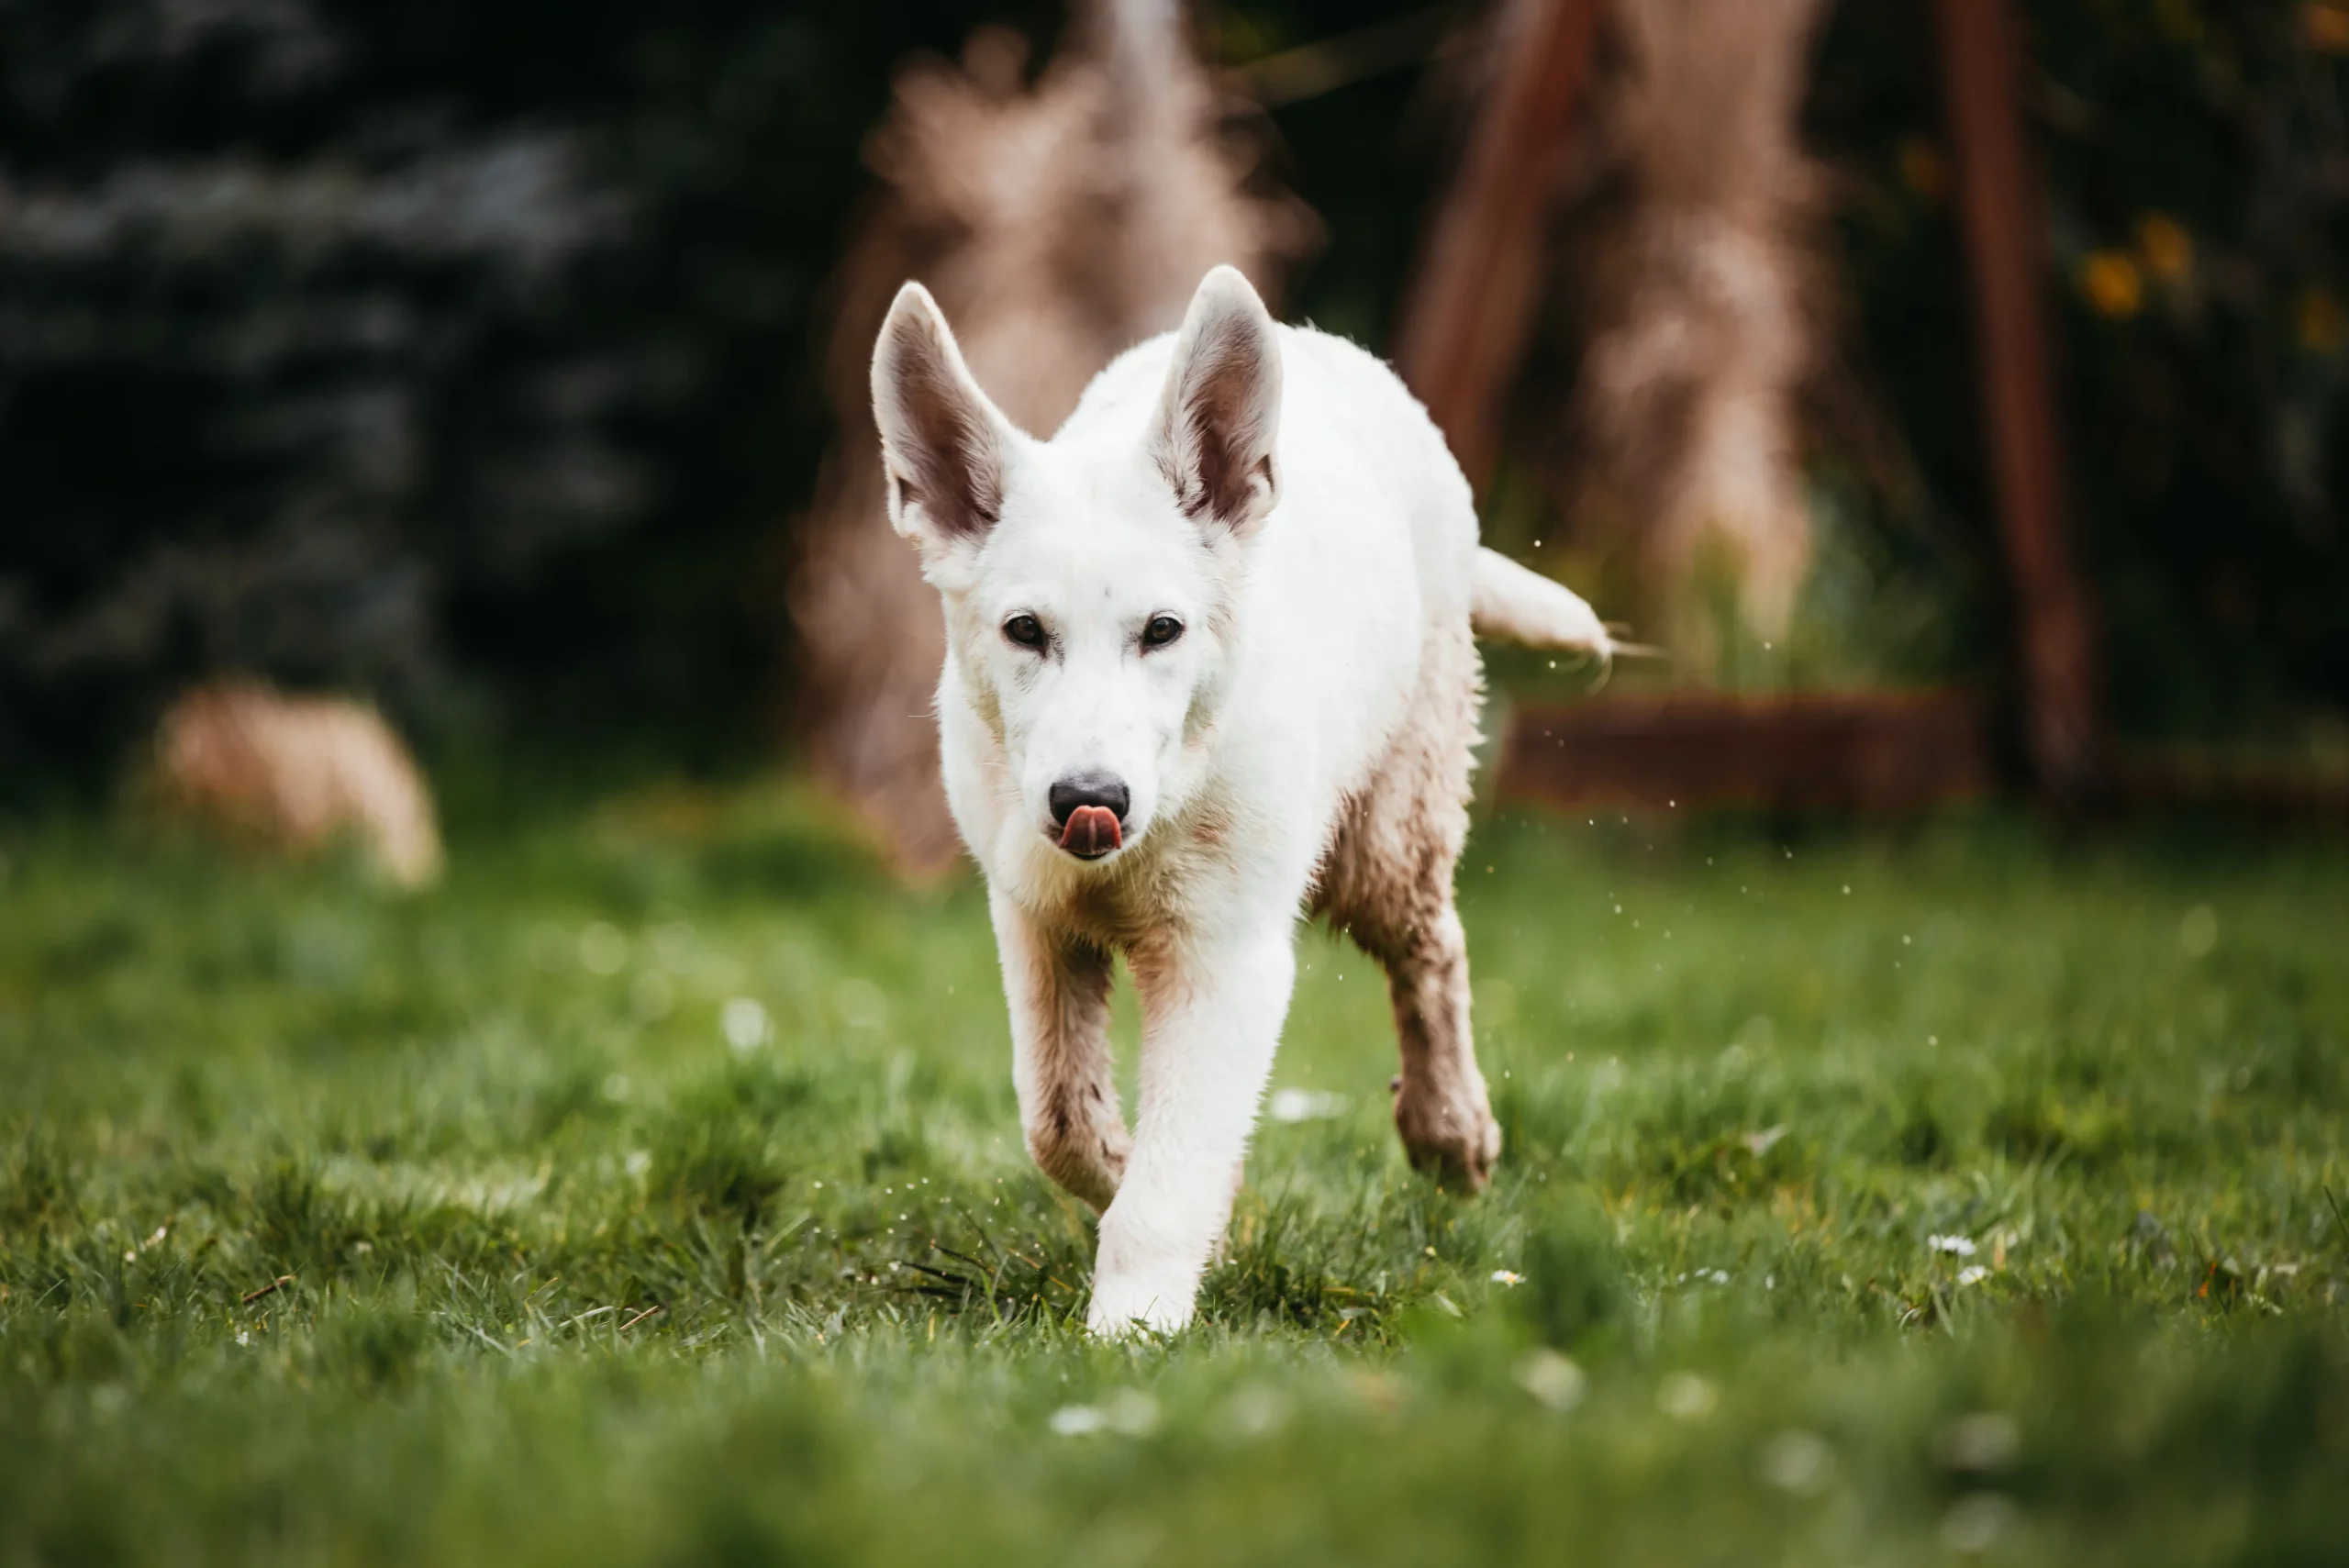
[
  {"left": 1142, "top": 615, "right": 1185, "bottom": 650},
  {"left": 1003, "top": 614, "right": 1047, "bottom": 651}
]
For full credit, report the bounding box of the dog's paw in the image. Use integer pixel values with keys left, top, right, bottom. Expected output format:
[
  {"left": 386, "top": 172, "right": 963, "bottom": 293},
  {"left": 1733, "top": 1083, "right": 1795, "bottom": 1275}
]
[
  {"left": 1393, "top": 1082, "right": 1501, "bottom": 1195},
  {"left": 1084, "top": 1274, "right": 1195, "bottom": 1339},
  {"left": 1030, "top": 1140, "right": 1126, "bottom": 1216},
  {"left": 1027, "top": 1118, "right": 1130, "bottom": 1216}
]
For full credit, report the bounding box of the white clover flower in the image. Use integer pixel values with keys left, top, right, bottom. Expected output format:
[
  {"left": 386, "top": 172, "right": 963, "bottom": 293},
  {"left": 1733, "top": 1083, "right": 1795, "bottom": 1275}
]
[
  {"left": 1956, "top": 1264, "right": 1989, "bottom": 1286},
  {"left": 1049, "top": 1404, "right": 1107, "bottom": 1436},
  {"left": 1222, "top": 1385, "right": 1292, "bottom": 1438},
  {"left": 1657, "top": 1372, "right": 1719, "bottom": 1419},
  {"left": 1102, "top": 1390, "right": 1159, "bottom": 1436},
  {"left": 1050, "top": 1391, "right": 1158, "bottom": 1438},
  {"left": 1760, "top": 1429, "right": 1835, "bottom": 1495},
  {"left": 1515, "top": 1349, "right": 1587, "bottom": 1411},
  {"left": 1266, "top": 1087, "right": 1349, "bottom": 1123},
  {"left": 1928, "top": 1233, "right": 1977, "bottom": 1256},
  {"left": 720, "top": 995, "right": 771, "bottom": 1053},
  {"left": 1941, "top": 1412, "right": 2021, "bottom": 1471}
]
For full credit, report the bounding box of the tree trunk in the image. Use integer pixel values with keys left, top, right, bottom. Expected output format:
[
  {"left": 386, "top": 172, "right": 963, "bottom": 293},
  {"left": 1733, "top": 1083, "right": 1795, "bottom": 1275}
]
[
  {"left": 1932, "top": 0, "right": 2104, "bottom": 801},
  {"left": 1394, "top": 0, "right": 1606, "bottom": 493}
]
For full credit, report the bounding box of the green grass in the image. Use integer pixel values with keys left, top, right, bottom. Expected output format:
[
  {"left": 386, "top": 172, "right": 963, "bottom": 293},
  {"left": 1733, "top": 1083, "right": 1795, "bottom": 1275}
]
[{"left": 2, "top": 782, "right": 2344, "bottom": 1566}]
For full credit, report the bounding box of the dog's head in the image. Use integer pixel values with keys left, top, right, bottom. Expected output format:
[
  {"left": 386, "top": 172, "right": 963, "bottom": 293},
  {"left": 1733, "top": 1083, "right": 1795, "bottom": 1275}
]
[{"left": 870, "top": 266, "right": 1282, "bottom": 865}]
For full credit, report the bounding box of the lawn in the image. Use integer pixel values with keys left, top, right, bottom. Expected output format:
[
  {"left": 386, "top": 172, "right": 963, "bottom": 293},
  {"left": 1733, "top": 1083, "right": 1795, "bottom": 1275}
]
[{"left": 2, "top": 779, "right": 2344, "bottom": 1566}]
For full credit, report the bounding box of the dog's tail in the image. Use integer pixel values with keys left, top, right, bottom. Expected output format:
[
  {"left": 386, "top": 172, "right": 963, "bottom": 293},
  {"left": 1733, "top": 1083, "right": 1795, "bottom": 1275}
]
[{"left": 1470, "top": 547, "right": 1618, "bottom": 660}]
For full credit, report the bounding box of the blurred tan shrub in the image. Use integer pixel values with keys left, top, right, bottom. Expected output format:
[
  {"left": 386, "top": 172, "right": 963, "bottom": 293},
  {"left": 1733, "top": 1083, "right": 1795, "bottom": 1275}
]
[
  {"left": 1564, "top": 0, "right": 1831, "bottom": 665},
  {"left": 148, "top": 681, "right": 442, "bottom": 887}
]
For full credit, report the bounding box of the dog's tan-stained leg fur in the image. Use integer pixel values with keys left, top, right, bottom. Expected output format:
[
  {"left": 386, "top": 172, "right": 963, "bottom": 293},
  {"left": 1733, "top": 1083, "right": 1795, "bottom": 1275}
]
[
  {"left": 1314, "top": 621, "right": 1502, "bottom": 1191},
  {"left": 991, "top": 890, "right": 1130, "bottom": 1213}
]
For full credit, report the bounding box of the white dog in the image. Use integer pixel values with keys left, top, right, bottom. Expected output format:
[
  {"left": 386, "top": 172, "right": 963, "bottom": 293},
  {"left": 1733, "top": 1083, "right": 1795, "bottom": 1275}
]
[{"left": 872, "top": 266, "right": 1617, "bottom": 1335}]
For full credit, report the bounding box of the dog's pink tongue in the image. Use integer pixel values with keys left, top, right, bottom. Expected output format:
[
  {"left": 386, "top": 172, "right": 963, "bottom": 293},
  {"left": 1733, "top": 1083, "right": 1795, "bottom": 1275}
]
[{"left": 1057, "top": 805, "right": 1122, "bottom": 858}]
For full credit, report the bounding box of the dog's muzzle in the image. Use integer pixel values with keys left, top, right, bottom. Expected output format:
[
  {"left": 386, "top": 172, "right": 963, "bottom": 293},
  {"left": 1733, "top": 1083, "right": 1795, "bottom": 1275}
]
[
  {"left": 1048, "top": 773, "right": 1129, "bottom": 861},
  {"left": 1055, "top": 805, "right": 1122, "bottom": 860}
]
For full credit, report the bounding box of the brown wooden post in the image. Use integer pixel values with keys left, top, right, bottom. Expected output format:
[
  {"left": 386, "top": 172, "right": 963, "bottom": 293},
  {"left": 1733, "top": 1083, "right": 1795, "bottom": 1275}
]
[
  {"left": 1394, "top": 0, "right": 1607, "bottom": 493},
  {"left": 1932, "top": 0, "right": 2104, "bottom": 800}
]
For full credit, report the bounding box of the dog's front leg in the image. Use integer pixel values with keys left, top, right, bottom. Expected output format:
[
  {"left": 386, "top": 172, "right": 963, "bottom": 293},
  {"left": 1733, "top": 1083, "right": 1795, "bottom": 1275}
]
[
  {"left": 1085, "top": 919, "right": 1296, "bottom": 1336},
  {"left": 994, "top": 892, "right": 1130, "bottom": 1214}
]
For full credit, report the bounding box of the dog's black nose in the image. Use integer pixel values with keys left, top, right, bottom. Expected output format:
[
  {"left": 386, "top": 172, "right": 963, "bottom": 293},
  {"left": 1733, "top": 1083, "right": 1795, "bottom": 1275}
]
[{"left": 1049, "top": 772, "right": 1130, "bottom": 826}]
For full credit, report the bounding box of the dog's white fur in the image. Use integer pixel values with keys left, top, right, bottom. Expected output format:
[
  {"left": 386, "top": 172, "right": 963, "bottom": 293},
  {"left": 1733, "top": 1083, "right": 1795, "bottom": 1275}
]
[{"left": 872, "top": 266, "right": 1614, "bottom": 1335}]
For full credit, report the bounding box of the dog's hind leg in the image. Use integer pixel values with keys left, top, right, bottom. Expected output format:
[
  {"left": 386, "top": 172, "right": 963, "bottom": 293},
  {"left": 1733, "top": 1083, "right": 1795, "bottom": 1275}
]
[
  {"left": 1316, "top": 625, "right": 1501, "bottom": 1192},
  {"left": 1377, "top": 903, "right": 1499, "bottom": 1192},
  {"left": 992, "top": 892, "right": 1130, "bottom": 1214}
]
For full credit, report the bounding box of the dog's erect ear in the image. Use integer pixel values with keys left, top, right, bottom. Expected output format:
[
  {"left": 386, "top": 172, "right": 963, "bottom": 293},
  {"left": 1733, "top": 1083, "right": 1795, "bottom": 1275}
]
[
  {"left": 1150, "top": 265, "right": 1283, "bottom": 537},
  {"left": 872, "top": 282, "right": 1014, "bottom": 549}
]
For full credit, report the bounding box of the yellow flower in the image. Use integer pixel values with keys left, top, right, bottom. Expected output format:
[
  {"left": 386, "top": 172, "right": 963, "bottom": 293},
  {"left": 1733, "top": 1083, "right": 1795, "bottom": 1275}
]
[
  {"left": 2137, "top": 214, "right": 2193, "bottom": 282},
  {"left": 2297, "top": 288, "right": 2345, "bottom": 355},
  {"left": 2080, "top": 251, "right": 2143, "bottom": 319},
  {"left": 1897, "top": 139, "right": 1948, "bottom": 203},
  {"left": 2303, "top": 3, "right": 2349, "bottom": 53}
]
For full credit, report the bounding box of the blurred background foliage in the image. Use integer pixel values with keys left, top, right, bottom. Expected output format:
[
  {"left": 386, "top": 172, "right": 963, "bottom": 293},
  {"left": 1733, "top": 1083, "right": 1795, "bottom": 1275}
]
[
  {"left": 2, "top": 0, "right": 2344, "bottom": 795},
  {"left": 1805, "top": 0, "right": 2349, "bottom": 748}
]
